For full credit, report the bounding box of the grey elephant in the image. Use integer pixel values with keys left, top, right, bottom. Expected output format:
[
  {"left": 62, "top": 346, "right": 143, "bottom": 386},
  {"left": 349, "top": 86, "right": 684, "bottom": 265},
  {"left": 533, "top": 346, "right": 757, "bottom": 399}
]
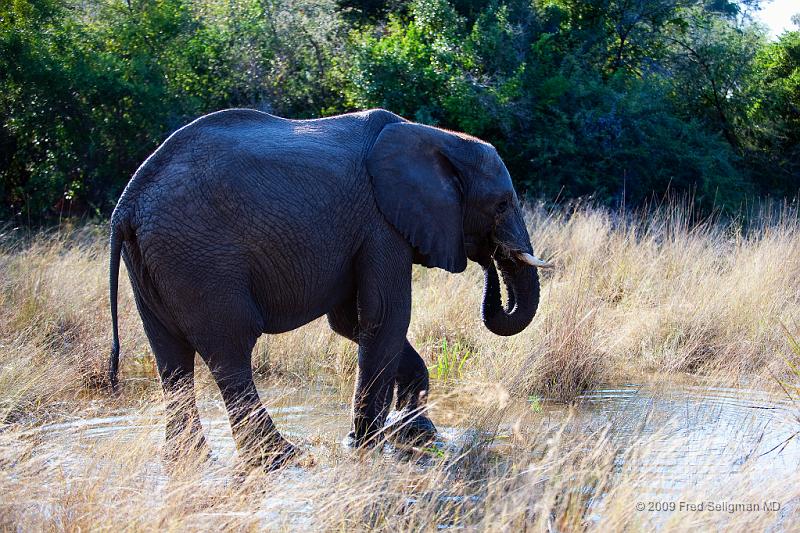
[{"left": 108, "top": 108, "right": 549, "bottom": 469}]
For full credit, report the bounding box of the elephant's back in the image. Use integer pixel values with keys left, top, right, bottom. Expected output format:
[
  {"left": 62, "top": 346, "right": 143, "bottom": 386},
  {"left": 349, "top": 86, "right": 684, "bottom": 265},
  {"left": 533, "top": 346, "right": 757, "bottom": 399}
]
[
  {"left": 116, "top": 109, "right": 287, "bottom": 206},
  {"left": 116, "top": 108, "right": 386, "bottom": 307},
  {"left": 117, "top": 109, "right": 380, "bottom": 233}
]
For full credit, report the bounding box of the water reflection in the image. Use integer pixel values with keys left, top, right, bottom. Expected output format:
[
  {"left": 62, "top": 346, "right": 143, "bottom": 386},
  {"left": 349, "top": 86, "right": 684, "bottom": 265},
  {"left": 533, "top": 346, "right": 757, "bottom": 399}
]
[
  {"left": 567, "top": 383, "right": 799, "bottom": 492},
  {"left": 32, "top": 378, "right": 799, "bottom": 497}
]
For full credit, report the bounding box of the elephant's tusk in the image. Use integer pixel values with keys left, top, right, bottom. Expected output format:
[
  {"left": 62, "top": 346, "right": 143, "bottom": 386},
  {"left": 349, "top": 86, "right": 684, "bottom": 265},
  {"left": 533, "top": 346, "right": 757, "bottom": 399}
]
[{"left": 515, "top": 252, "right": 553, "bottom": 268}]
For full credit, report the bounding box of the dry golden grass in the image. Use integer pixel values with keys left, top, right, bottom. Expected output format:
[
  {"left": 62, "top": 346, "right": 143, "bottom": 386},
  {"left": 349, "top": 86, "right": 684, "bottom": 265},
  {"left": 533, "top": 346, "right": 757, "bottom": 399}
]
[
  {"left": 411, "top": 203, "right": 800, "bottom": 399},
  {"left": 0, "top": 204, "right": 798, "bottom": 531},
  {"left": 0, "top": 380, "right": 796, "bottom": 531}
]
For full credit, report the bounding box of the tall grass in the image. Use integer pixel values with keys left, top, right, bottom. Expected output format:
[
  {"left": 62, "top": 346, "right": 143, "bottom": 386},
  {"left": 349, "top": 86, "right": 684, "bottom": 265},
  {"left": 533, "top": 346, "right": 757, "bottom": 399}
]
[
  {"left": 0, "top": 381, "right": 795, "bottom": 531},
  {"left": 1, "top": 204, "right": 798, "bottom": 409},
  {"left": 0, "top": 205, "right": 798, "bottom": 530}
]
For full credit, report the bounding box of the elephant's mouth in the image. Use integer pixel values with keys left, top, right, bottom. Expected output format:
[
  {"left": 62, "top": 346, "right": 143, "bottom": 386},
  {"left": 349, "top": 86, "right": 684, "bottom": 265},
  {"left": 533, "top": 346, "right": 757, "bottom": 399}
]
[
  {"left": 468, "top": 238, "right": 552, "bottom": 269},
  {"left": 511, "top": 250, "right": 552, "bottom": 268},
  {"left": 471, "top": 235, "right": 551, "bottom": 337}
]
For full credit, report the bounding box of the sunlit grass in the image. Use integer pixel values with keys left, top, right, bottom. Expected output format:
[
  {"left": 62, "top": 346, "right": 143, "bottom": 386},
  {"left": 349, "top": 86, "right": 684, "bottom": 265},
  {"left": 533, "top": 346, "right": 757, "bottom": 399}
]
[
  {"left": 0, "top": 204, "right": 798, "bottom": 530},
  {"left": 781, "top": 324, "right": 800, "bottom": 402}
]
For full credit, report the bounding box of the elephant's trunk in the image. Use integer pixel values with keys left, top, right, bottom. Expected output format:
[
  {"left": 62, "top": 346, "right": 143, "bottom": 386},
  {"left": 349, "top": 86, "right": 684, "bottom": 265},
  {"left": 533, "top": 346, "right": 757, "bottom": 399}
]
[
  {"left": 480, "top": 206, "right": 541, "bottom": 336},
  {"left": 481, "top": 257, "right": 540, "bottom": 336}
]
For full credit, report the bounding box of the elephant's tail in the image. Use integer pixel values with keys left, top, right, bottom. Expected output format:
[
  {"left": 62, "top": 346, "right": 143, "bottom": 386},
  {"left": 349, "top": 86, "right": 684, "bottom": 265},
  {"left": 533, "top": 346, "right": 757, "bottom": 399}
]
[{"left": 108, "top": 223, "right": 124, "bottom": 391}]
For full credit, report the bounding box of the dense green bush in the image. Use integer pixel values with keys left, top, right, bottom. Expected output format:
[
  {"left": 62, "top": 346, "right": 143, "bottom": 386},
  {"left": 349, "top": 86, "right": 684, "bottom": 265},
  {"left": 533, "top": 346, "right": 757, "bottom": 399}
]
[
  {"left": 0, "top": 0, "right": 797, "bottom": 223},
  {"left": 344, "top": 0, "right": 752, "bottom": 207},
  {"left": 744, "top": 30, "right": 800, "bottom": 195},
  {"left": 0, "top": 0, "right": 345, "bottom": 220}
]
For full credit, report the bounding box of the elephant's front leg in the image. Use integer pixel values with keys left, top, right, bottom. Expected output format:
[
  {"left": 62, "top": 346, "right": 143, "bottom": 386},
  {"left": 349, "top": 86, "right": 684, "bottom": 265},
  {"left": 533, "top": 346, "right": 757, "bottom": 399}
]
[
  {"left": 329, "top": 298, "right": 436, "bottom": 447},
  {"left": 348, "top": 249, "right": 413, "bottom": 448},
  {"left": 351, "top": 326, "right": 407, "bottom": 446},
  {"left": 386, "top": 341, "right": 437, "bottom": 445}
]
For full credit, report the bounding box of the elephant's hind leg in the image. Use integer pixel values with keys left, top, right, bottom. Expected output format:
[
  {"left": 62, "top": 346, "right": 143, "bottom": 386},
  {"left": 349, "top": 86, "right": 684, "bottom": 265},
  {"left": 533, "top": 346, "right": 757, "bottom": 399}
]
[
  {"left": 193, "top": 302, "right": 296, "bottom": 471},
  {"left": 203, "top": 352, "right": 296, "bottom": 470},
  {"left": 136, "top": 300, "right": 209, "bottom": 464}
]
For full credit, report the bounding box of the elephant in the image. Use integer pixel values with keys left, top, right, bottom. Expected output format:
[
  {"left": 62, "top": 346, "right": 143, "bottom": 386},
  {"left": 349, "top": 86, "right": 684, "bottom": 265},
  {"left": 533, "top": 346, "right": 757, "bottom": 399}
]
[{"left": 108, "top": 108, "right": 549, "bottom": 470}]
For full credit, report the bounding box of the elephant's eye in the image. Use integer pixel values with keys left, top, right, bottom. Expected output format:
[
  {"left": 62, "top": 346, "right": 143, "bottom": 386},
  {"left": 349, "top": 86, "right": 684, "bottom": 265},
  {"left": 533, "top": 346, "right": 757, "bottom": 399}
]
[{"left": 496, "top": 200, "right": 510, "bottom": 214}]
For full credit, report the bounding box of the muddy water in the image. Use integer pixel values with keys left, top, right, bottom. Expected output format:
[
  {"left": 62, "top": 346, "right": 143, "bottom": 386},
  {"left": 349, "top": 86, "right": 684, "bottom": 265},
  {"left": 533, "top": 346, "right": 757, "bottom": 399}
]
[{"left": 31, "top": 379, "right": 799, "bottom": 506}]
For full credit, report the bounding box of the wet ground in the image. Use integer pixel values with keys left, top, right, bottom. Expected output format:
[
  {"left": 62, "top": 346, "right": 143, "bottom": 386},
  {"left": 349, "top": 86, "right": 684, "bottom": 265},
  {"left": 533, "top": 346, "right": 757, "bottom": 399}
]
[
  {"left": 32, "top": 377, "right": 799, "bottom": 482},
  {"left": 21, "top": 377, "right": 800, "bottom": 527}
]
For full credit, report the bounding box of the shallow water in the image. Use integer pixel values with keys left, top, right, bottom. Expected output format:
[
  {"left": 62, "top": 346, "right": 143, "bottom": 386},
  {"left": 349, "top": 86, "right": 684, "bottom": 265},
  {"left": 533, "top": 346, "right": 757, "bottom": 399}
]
[
  {"left": 25, "top": 378, "right": 800, "bottom": 525},
  {"left": 568, "top": 383, "right": 799, "bottom": 492}
]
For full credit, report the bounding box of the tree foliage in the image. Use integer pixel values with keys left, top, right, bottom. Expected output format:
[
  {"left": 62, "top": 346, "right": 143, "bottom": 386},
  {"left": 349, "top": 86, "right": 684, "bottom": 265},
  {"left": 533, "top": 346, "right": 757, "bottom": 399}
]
[{"left": 0, "top": 0, "right": 797, "bottom": 222}]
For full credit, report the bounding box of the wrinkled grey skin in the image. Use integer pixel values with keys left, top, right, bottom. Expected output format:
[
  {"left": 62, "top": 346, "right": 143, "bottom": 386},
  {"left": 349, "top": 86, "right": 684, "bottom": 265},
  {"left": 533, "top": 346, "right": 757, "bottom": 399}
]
[{"left": 109, "top": 108, "right": 541, "bottom": 469}]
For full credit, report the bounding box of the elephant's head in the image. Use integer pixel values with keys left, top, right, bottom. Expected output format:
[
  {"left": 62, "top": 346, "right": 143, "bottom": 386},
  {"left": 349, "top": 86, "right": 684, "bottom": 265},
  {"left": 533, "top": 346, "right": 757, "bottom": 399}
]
[{"left": 367, "top": 120, "right": 550, "bottom": 336}]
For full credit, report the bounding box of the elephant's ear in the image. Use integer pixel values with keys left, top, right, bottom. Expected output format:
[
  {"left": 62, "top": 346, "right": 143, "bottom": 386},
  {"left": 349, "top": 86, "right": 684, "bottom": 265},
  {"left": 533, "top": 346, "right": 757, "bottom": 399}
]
[{"left": 367, "top": 122, "right": 467, "bottom": 273}]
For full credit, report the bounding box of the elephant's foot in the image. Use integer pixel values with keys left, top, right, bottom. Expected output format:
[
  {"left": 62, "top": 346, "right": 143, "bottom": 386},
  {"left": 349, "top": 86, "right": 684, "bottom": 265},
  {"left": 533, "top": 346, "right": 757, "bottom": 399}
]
[
  {"left": 264, "top": 439, "right": 299, "bottom": 471},
  {"left": 342, "top": 430, "right": 360, "bottom": 451},
  {"left": 342, "top": 429, "right": 386, "bottom": 451},
  {"left": 342, "top": 430, "right": 374, "bottom": 450},
  {"left": 240, "top": 437, "right": 299, "bottom": 472},
  {"left": 163, "top": 432, "right": 213, "bottom": 470},
  {"left": 343, "top": 411, "right": 395, "bottom": 450},
  {"left": 383, "top": 408, "right": 437, "bottom": 447}
]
